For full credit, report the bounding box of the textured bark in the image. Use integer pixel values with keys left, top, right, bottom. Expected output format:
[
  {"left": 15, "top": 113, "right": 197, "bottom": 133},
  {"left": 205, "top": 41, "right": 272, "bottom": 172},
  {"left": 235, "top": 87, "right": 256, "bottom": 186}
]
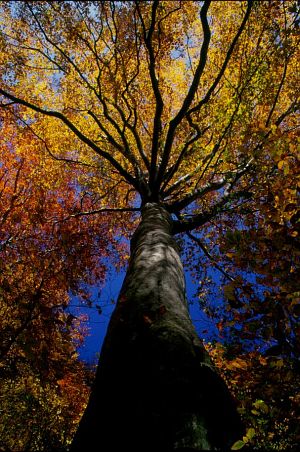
[{"left": 71, "top": 203, "right": 243, "bottom": 451}]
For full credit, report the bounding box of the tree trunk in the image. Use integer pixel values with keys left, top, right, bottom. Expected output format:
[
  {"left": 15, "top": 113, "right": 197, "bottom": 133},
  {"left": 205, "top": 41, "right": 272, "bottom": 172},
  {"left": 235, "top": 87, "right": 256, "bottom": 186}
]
[{"left": 71, "top": 203, "right": 243, "bottom": 451}]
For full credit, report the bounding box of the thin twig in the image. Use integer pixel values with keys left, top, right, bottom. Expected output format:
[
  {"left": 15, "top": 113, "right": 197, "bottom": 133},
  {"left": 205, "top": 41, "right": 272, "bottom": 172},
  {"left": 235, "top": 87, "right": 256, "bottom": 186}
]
[{"left": 187, "top": 231, "right": 235, "bottom": 282}]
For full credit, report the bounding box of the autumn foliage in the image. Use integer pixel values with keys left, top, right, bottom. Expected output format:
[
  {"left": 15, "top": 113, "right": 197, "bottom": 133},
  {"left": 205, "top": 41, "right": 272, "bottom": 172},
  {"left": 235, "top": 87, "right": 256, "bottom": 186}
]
[
  {"left": 0, "top": 113, "right": 111, "bottom": 450},
  {"left": 0, "top": 0, "right": 299, "bottom": 450}
]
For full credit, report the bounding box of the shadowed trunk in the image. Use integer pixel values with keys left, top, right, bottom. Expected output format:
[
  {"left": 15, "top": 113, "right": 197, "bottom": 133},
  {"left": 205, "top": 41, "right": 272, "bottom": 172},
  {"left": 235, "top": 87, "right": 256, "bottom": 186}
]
[{"left": 71, "top": 203, "right": 243, "bottom": 451}]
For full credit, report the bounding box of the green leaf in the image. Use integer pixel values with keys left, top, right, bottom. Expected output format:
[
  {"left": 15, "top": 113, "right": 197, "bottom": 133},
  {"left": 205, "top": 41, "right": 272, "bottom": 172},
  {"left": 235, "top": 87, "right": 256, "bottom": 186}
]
[
  {"left": 246, "top": 427, "right": 256, "bottom": 440},
  {"left": 253, "top": 399, "right": 269, "bottom": 413},
  {"left": 231, "top": 440, "right": 245, "bottom": 450}
]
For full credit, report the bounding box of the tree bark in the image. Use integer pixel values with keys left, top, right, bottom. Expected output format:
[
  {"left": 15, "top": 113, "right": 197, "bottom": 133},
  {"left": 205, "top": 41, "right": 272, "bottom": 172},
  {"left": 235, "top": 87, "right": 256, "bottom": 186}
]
[{"left": 71, "top": 203, "right": 243, "bottom": 451}]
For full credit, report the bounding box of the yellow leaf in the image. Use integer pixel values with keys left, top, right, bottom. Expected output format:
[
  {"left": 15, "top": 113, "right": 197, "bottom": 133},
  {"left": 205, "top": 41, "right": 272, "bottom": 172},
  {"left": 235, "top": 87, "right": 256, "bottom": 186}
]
[
  {"left": 228, "top": 358, "right": 248, "bottom": 370},
  {"left": 275, "top": 358, "right": 284, "bottom": 368},
  {"left": 271, "top": 124, "right": 277, "bottom": 134}
]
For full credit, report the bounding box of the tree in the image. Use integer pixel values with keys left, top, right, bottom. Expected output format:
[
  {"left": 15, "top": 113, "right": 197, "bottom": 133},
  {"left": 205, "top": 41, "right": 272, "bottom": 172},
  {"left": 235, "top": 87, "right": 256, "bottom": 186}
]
[
  {"left": 0, "top": 107, "right": 111, "bottom": 450},
  {"left": 0, "top": 1, "right": 298, "bottom": 450},
  {"left": 201, "top": 120, "right": 300, "bottom": 449}
]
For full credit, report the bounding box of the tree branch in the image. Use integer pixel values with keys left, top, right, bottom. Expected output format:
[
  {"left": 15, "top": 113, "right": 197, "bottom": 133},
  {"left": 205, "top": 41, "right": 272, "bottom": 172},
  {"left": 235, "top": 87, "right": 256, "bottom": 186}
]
[
  {"left": 187, "top": 0, "right": 253, "bottom": 117},
  {"left": 169, "top": 157, "right": 254, "bottom": 213},
  {"left": 26, "top": 1, "right": 144, "bottom": 177},
  {"left": 136, "top": 0, "right": 163, "bottom": 191},
  {"left": 172, "top": 189, "right": 252, "bottom": 234},
  {"left": 0, "top": 88, "right": 140, "bottom": 191},
  {"left": 157, "top": 0, "right": 211, "bottom": 189},
  {"left": 56, "top": 207, "right": 140, "bottom": 223},
  {"left": 187, "top": 231, "right": 235, "bottom": 282},
  {"left": 161, "top": 121, "right": 210, "bottom": 193}
]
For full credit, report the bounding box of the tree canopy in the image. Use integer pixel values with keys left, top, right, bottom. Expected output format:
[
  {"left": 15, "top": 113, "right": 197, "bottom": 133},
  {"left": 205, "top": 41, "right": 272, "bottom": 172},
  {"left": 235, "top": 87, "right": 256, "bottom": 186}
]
[{"left": 0, "top": 1, "right": 299, "bottom": 450}]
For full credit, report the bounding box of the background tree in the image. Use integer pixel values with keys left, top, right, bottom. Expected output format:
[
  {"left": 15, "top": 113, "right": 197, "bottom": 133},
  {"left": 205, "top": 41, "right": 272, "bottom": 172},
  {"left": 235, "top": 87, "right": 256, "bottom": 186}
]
[
  {"left": 199, "top": 117, "right": 300, "bottom": 449},
  {"left": 0, "top": 1, "right": 299, "bottom": 450},
  {"left": 0, "top": 108, "right": 115, "bottom": 450}
]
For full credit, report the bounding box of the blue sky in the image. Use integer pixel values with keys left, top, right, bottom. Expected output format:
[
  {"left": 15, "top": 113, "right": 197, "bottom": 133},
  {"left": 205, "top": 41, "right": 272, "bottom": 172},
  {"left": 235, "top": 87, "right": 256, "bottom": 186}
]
[{"left": 71, "top": 262, "right": 219, "bottom": 365}]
